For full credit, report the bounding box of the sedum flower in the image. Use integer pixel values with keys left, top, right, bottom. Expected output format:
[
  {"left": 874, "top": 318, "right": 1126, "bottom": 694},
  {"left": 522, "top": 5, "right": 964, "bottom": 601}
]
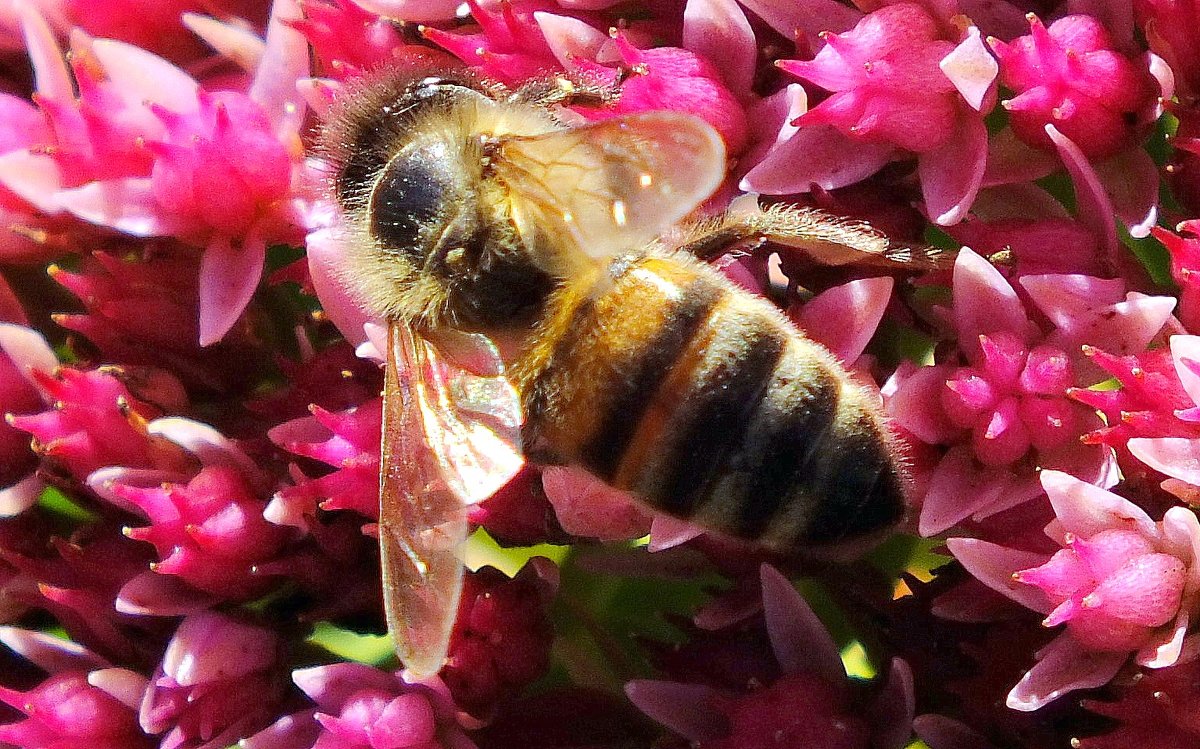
[
  {"left": 113, "top": 466, "right": 290, "bottom": 600},
  {"left": 884, "top": 249, "right": 1175, "bottom": 536},
  {"left": 627, "top": 565, "right": 914, "bottom": 749},
  {"left": 443, "top": 560, "right": 557, "bottom": 718},
  {"left": 990, "top": 14, "right": 1159, "bottom": 160},
  {"left": 0, "top": 627, "right": 150, "bottom": 749},
  {"left": 949, "top": 470, "right": 1200, "bottom": 710},
  {"left": 773, "top": 3, "right": 997, "bottom": 225},
  {"left": 1136, "top": 0, "right": 1200, "bottom": 101},
  {"left": 1079, "top": 657, "right": 1200, "bottom": 747},
  {"left": 290, "top": 0, "right": 453, "bottom": 78},
  {"left": 1153, "top": 222, "right": 1200, "bottom": 333},
  {"left": 140, "top": 611, "right": 286, "bottom": 749},
  {"left": 244, "top": 662, "right": 478, "bottom": 749}
]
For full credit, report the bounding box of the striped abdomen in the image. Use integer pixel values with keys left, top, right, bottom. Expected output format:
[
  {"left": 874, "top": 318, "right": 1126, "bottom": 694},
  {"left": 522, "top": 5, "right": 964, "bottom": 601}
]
[{"left": 511, "top": 252, "right": 907, "bottom": 550}]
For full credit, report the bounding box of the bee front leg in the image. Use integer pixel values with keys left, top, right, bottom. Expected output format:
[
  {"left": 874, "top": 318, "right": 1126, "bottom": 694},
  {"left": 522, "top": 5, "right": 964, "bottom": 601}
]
[{"left": 510, "top": 74, "right": 621, "bottom": 109}]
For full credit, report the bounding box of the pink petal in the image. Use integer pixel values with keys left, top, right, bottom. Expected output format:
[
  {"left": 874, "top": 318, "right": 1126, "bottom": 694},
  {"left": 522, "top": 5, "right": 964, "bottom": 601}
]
[
  {"left": 0, "top": 626, "right": 108, "bottom": 672},
  {"left": 1039, "top": 469, "right": 1157, "bottom": 539},
  {"left": 163, "top": 612, "right": 276, "bottom": 686},
  {"left": 249, "top": 0, "right": 309, "bottom": 135},
  {"left": 968, "top": 183, "right": 1069, "bottom": 221},
  {"left": 0, "top": 322, "right": 58, "bottom": 389},
  {"left": 147, "top": 417, "right": 266, "bottom": 490},
  {"left": 182, "top": 13, "right": 266, "bottom": 72},
  {"left": 737, "top": 0, "right": 861, "bottom": 50},
  {"left": 1006, "top": 634, "right": 1126, "bottom": 711},
  {"left": 760, "top": 564, "right": 845, "bottom": 685},
  {"left": 57, "top": 178, "right": 186, "bottom": 236},
  {"left": 1161, "top": 505, "right": 1200, "bottom": 590},
  {"left": 115, "top": 572, "right": 218, "bottom": 616},
  {"left": 945, "top": 537, "right": 1053, "bottom": 613},
  {"left": 683, "top": 0, "right": 755, "bottom": 94},
  {"left": 0, "top": 474, "right": 43, "bottom": 517},
  {"left": 919, "top": 113, "right": 988, "bottom": 226},
  {"left": 1045, "top": 125, "right": 1120, "bottom": 275},
  {"left": 647, "top": 515, "right": 704, "bottom": 551},
  {"left": 293, "top": 663, "right": 397, "bottom": 707},
  {"left": 1047, "top": 294, "right": 1176, "bottom": 361},
  {"left": 88, "top": 668, "right": 149, "bottom": 711},
  {"left": 534, "top": 13, "right": 607, "bottom": 69},
  {"left": 89, "top": 38, "right": 200, "bottom": 114},
  {"left": 198, "top": 232, "right": 266, "bottom": 346},
  {"left": 20, "top": 4, "right": 72, "bottom": 103},
  {"left": 1128, "top": 437, "right": 1200, "bottom": 486},
  {"left": 0, "top": 150, "right": 63, "bottom": 213},
  {"left": 542, "top": 465, "right": 651, "bottom": 541},
  {"left": 1019, "top": 275, "right": 1127, "bottom": 328},
  {"left": 624, "top": 681, "right": 727, "bottom": 742},
  {"left": 1137, "top": 608, "right": 1187, "bottom": 668},
  {"left": 871, "top": 659, "right": 915, "bottom": 749},
  {"left": 885, "top": 363, "right": 961, "bottom": 444},
  {"left": 306, "top": 222, "right": 374, "bottom": 347},
  {"left": 797, "top": 277, "right": 892, "bottom": 362},
  {"left": 939, "top": 27, "right": 997, "bottom": 111},
  {"left": 951, "top": 248, "right": 1034, "bottom": 360},
  {"left": 1172, "top": 335, "right": 1200, "bottom": 407},
  {"left": 1095, "top": 149, "right": 1158, "bottom": 238},
  {"left": 740, "top": 123, "right": 895, "bottom": 194}
]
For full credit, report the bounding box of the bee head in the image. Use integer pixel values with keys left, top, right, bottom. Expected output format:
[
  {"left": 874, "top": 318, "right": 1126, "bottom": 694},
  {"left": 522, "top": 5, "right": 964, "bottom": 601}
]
[{"left": 319, "top": 67, "right": 557, "bottom": 331}]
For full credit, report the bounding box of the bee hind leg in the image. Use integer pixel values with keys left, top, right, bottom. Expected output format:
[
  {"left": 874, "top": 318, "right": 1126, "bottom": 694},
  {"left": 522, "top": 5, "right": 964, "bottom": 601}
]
[{"left": 510, "top": 74, "right": 621, "bottom": 108}]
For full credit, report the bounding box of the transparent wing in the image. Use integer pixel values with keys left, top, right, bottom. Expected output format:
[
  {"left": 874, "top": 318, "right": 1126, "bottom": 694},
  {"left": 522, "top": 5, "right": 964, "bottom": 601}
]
[
  {"left": 496, "top": 111, "right": 727, "bottom": 263},
  {"left": 379, "top": 320, "right": 524, "bottom": 678}
]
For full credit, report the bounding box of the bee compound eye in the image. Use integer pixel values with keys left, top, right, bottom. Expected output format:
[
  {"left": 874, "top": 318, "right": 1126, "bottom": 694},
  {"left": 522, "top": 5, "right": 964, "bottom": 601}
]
[{"left": 369, "top": 143, "right": 455, "bottom": 258}]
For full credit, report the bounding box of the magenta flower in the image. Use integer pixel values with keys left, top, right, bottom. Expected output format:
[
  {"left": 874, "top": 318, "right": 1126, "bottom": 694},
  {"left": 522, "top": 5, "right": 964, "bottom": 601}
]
[
  {"left": 627, "top": 565, "right": 914, "bottom": 749},
  {"left": 885, "top": 249, "right": 1175, "bottom": 535},
  {"left": 0, "top": 628, "right": 149, "bottom": 749},
  {"left": 770, "top": 3, "right": 997, "bottom": 224},
  {"left": 1137, "top": 0, "right": 1200, "bottom": 100},
  {"left": 1120, "top": 335, "right": 1200, "bottom": 499},
  {"left": 140, "top": 611, "right": 285, "bottom": 749},
  {"left": 288, "top": 0, "right": 451, "bottom": 78},
  {"left": 1154, "top": 222, "right": 1200, "bottom": 332},
  {"left": 990, "top": 15, "right": 1159, "bottom": 159},
  {"left": 422, "top": 0, "right": 573, "bottom": 87},
  {"left": 9, "top": 367, "right": 192, "bottom": 485},
  {"left": 244, "top": 662, "right": 478, "bottom": 749},
  {"left": 949, "top": 470, "right": 1200, "bottom": 710},
  {"left": 112, "top": 466, "right": 290, "bottom": 600},
  {"left": 269, "top": 399, "right": 383, "bottom": 528}
]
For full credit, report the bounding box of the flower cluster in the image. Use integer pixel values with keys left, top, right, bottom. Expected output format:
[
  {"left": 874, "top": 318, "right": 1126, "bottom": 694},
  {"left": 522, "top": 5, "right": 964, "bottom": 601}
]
[{"left": 3, "top": 0, "right": 1200, "bottom": 747}]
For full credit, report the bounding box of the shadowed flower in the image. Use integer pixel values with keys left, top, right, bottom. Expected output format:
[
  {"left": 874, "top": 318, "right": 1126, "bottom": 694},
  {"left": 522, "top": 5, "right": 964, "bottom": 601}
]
[
  {"left": 1136, "top": 0, "right": 1200, "bottom": 101},
  {"left": 443, "top": 559, "right": 557, "bottom": 718},
  {"left": 1078, "top": 657, "right": 1200, "bottom": 747},
  {"left": 949, "top": 470, "right": 1200, "bottom": 710},
  {"left": 243, "top": 662, "right": 478, "bottom": 749},
  {"left": 1154, "top": 222, "right": 1200, "bottom": 332},
  {"left": 627, "top": 565, "right": 913, "bottom": 749},
  {"left": 140, "top": 611, "right": 286, "bottom": 749}
]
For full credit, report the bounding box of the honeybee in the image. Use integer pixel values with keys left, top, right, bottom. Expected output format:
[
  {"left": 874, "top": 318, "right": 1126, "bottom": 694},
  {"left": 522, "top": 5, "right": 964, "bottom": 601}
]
[{"left": 318, "top": 65, "right": 951, "bottom": 677}]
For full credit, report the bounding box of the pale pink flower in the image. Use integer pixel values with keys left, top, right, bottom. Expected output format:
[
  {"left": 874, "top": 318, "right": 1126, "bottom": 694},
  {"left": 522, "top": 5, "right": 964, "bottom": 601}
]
[
  {"left": 140, "top": 611, "right": 286, "bottom": 749},
  {"left": 948, "top": 470, "right": 1200, "bottom": 710},
  {"left": 243, "top": 662, "right": 478, "bottom": 749},
  {"left": 0, "top": 322, "right": 57, "bottom": 515},
  {"left": 885, "top": 248, "right": 1178, "bottom": 535}
]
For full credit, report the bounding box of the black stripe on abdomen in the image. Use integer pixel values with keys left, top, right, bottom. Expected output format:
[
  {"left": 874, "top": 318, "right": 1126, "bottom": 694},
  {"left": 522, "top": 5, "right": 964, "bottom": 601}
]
[{"left": 577, "top": 275, "right": 723, "bottom": 478}]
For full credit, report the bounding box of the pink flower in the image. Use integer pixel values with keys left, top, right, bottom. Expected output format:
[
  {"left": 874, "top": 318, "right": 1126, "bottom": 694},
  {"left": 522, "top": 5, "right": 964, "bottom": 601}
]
[
  {"left": 627, "top": 565, "right": 914, "bottom": 749},
  {"left": 1154, "top": 222, "right": 1200, "bottom": 332},
  {"left": 1137, "top": 0, "right": 1200, "bottom": 100},
  {"left": 422, "top": 0, "right": 571, "bottom": 87},
  {"left": 140, "top": 611, "right": 286, "bottom": 749},
  {"left": 443, "top": 560, "right": 557, "bottom": 718},
  {"left": 885, "top": 249, "right": 1174, "bottom": 536},
  {"left": 290, "top": 0, "right": 454, "bottom": 78},
  {"left": 113, "top": 466, "right": 290, "bottom": 600},
  {"left": 990, "top": 15, "right": 1160, "bottom": 160},
  {"left": 244, "top": 662, "right": 478, "bottom": 749},
  {"left": 0, "top": 642, "right": 150, "bottom": 749},
  {"left": 268, "top": 399, "right": 383, "bottom": 527},
  {"left": 8, "top": 367, "right": 191, "bottom": 485},
  {"left": 773, "top": 3, "right": 997, "bottom": 224},
  {"left": 948, "top": 470, "right": 1200, "bottom": 710}
]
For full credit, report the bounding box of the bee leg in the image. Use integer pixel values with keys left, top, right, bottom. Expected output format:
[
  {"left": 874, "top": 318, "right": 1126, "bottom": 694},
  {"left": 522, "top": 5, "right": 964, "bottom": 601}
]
[
  {"left": 511, "top": 74, "right": 620, "bottom": 108},
  {"left": 678, "top": 204, "right": 952, "bottom": 271}
]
